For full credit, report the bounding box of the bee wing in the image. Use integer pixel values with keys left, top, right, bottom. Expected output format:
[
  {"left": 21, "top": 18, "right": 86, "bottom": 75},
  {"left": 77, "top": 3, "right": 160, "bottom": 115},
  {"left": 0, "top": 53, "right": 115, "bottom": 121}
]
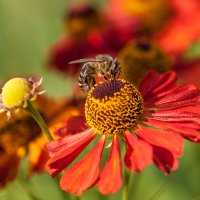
[{"left": 69, "top": 58, "right": 103, "bottom": 64}]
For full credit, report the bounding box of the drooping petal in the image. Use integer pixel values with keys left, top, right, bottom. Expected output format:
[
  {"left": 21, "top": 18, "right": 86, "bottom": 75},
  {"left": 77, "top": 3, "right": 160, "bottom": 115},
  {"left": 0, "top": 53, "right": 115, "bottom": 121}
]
[
  {"left": 45, "top": 160, "right": 62, "bottom": 177},
  {"left": 46, "top": 129, "right": 96, "bottom": 177},
  {"left": 60, "top": 135, "right": 106, "bottom": 196},
  {"left": 146, "top": 118, "right": 200, "bottom": 143},
  {"left": 153, "top": 146, "right": 178, "bottom": 175},
  {"left": 46, "top": 128, "right": 94, "bottom": 157},
  {"left": 97, "top": 134, "right": 122, "bottom": 194},
  {"left": 136, "top": 125, "right": 183, "bottom": 157},
  {"left": 124, "top": 131, "right": 153, "bottom": 172}
]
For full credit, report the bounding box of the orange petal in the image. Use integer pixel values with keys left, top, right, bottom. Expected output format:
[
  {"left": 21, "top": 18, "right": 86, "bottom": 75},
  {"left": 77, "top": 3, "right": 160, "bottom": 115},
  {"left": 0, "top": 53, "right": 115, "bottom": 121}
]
[
  {"left": 46, "top": 129, "right": 96, "bottom": 177},
  {"left": 28, "top": 135, "right": 49, "bottom": 177},
  {"left": 46, "top": 128, "right": 94, "bottom": 157},
  {"left": 136, "top": 125, "right": 183, "bottom": 157},
  {"left": 124, "top": 131, "right": 153, "bottom": 172},
  {"left": 60, "top": 135, "right": 106, "bottom": 196},
  {"left": 97, "top": 134, "right": 122, "bottom": 194}
]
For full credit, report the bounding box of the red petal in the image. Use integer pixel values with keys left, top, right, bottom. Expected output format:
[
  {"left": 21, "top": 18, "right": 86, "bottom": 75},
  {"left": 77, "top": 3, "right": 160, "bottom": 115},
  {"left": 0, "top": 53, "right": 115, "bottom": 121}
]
[
  {"left": 46, "top": 128, "right": 94, "bottom": 157},
  {"left": 147, "top": 71, "right": 177, "bottom": 96},
  {"left": 139, "top": 71, "right": 177, "bottom": 101},
  {"left": 146, "top": 118, "right": 200, "bottom": 143},
  {"left": 124, "top": 131, "right": 153, "bottom": 172},
  {"left": 139, "top": 70, "right": 161, "bottom": 97},
  {"left": 147, "top": 105, "right": 200, "bottom": 124},
  {"left": 136, "top": 125, "right": 183, "bottom": 157},
  {"left": 97, "top": 134, "right": 122, "bottom": 194},
  {"left": 60, "top": 135, "right": 106, "bottom": 196},
  {"left": 145, "top": 85, "right": 200, "bottom": 108},
  {"left": 45, "top": 160, "right": 62, "bottom": 177},
  {"left": 153, "top": 146, "right": 178, "bottom": 175},
  {"left": 46, "top": 129, "right": 96, "bottom": 177}
]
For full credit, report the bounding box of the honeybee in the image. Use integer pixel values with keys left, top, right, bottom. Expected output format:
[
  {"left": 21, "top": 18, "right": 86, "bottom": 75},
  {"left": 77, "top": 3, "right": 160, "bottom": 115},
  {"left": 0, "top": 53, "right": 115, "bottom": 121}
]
[{"left": 69, "top": 54, "right": 121, "bottom": 92}]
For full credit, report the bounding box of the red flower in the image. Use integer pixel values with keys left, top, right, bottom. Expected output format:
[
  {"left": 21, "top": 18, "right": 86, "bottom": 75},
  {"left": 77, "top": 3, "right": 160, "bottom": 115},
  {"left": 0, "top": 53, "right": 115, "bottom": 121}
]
[
  {"left": 46, "top": 70, "right": 200, "bottom": 195},
  {"left": 154, "top": 0, "right": 200, "bottom": 56},
  {"left": 106, "top": 0, "right": 200, "bottom": 58},
  {"left": 47, "top": 3, "right": 113, "bottom": 76}
]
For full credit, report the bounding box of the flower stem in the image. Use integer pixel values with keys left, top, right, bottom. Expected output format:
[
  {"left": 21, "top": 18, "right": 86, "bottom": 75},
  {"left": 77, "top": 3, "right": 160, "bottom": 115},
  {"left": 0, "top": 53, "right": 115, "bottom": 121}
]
[
  {"left": 122, "top": 168, "right": 131, "bottom": 200},
  {"left": 25, "top": 101, "right": 53, "bottom": 141},
  {"left": 73, "top": 195, "right": 80, "bottom": 200},
  {"left": 17, "top": 177, "right": 38, "bottom": 200}
]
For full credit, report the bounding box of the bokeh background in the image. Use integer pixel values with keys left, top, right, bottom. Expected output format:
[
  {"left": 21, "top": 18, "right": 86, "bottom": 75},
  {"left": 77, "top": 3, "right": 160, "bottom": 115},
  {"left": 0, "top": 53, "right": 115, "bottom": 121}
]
[{"left": 1, "top": 0, "right": 200, "bottom": 200}]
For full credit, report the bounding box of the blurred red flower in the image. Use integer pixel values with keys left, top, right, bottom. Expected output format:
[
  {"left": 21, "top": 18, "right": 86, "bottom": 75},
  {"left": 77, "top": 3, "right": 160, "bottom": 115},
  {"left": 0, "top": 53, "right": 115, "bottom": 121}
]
[
  {"left": 47, "top": 3, "right": 113, "bottom": 76},
  {"left": 156, "top": 0, "right": 200, "bottom": 57},
  {"left": 106, "top": 0, "right": 200, "bottom": 58}
]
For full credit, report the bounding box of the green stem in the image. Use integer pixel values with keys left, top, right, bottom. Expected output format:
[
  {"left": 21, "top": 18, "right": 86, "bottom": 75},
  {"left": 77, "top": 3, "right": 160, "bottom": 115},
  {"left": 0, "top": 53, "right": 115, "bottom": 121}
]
[
  {"left": 25, "top": 102, "right": 75, "bottom": 200},
  {"left": 17, "top": 177, "right": 37, "bottom": 200},
  {"left": 150, "top": 180, "right": 169, "bottom": 200},
  {"left": 73, "top": 195, "right": 80, "bottom": 200},
  {"left": 25, "top": 101, "right": 53, "bottom": 141},
  {"left": 122, "top": 168, "right": 131, "bottom": 200}
]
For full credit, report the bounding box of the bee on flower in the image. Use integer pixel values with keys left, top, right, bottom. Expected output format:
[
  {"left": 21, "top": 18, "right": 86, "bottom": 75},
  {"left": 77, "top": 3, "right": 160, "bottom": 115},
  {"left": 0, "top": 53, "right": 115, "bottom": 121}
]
[{"left": 46, "top": 55, "right": 200, "bottom": 196}]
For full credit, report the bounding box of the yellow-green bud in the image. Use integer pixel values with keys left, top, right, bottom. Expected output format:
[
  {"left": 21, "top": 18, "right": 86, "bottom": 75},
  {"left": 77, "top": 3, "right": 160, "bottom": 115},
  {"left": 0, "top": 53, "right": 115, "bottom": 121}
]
[
  {"left": 0, "top": 77, "right": 44, "bottom": 118},
  {"left": 1, "top": 78, "right": 32, "bottom": 109}
]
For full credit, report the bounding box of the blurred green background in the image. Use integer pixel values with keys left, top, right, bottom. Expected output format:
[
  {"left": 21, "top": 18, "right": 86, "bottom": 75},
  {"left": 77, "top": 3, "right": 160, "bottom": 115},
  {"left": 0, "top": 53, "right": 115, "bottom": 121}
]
[
  {"left": 0, "top": 0, "right": 105, "bottom": 98},
  {"left": 1, "top": 0, "right": 200, "bottom": 200}
]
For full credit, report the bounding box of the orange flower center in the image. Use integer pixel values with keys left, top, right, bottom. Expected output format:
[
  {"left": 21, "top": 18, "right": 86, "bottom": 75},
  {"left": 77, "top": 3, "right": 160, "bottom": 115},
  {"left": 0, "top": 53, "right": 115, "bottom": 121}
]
[{"left": 85, "top": 79, "right": 143, "bottom": 135}]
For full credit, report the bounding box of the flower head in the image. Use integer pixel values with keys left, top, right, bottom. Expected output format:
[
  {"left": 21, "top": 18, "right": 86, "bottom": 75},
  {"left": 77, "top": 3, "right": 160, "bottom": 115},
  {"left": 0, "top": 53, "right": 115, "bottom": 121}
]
[
  {"left": 47, "top": 3, "right": 113, "bottom": 76},
  {"left": 46, "top": 70, "right": 200, "bottom": 196},
  {"left": 155, "top": 0, "right": 200, "bottom": 56},
  {"left": 64, "top": 3, "right": 101, "bottom": 38},
  {"left": 0, "top": 77, "right": 44, "bottom": 117},
  {"left": 86, "top": 79, "right": 143, "bottom": 134},
  {"left": 118, "top": 39, "right": 170, "bottom": 86}
]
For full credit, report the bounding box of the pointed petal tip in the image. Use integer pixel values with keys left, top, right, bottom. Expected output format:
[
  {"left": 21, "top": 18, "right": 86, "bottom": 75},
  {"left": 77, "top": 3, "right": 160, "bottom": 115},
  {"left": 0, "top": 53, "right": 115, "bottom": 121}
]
[
  {"left": 60, "top": 135, "right": 106, "bottom": 195},
  {"left": 97, "top": 135, "right": 123, "bottom": 194},
  {"left": 124, "top": 131, "right": 153, "bottom": 172}
]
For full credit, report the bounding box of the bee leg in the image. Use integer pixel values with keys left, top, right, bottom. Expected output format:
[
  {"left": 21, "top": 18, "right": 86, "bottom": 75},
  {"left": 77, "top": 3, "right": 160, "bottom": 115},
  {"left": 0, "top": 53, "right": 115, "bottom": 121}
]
[
  {"left": 92, "top": 78, "right": 96, "bottom": 86},
  {"left": 86, "top": 85, "right": 90, "bottom": 92},
  {"left": 104, "top": 76, "right": 109, "bottom": 81},
  {"left": 99, "top": 69, "right": 105, "bottom": 76}
]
